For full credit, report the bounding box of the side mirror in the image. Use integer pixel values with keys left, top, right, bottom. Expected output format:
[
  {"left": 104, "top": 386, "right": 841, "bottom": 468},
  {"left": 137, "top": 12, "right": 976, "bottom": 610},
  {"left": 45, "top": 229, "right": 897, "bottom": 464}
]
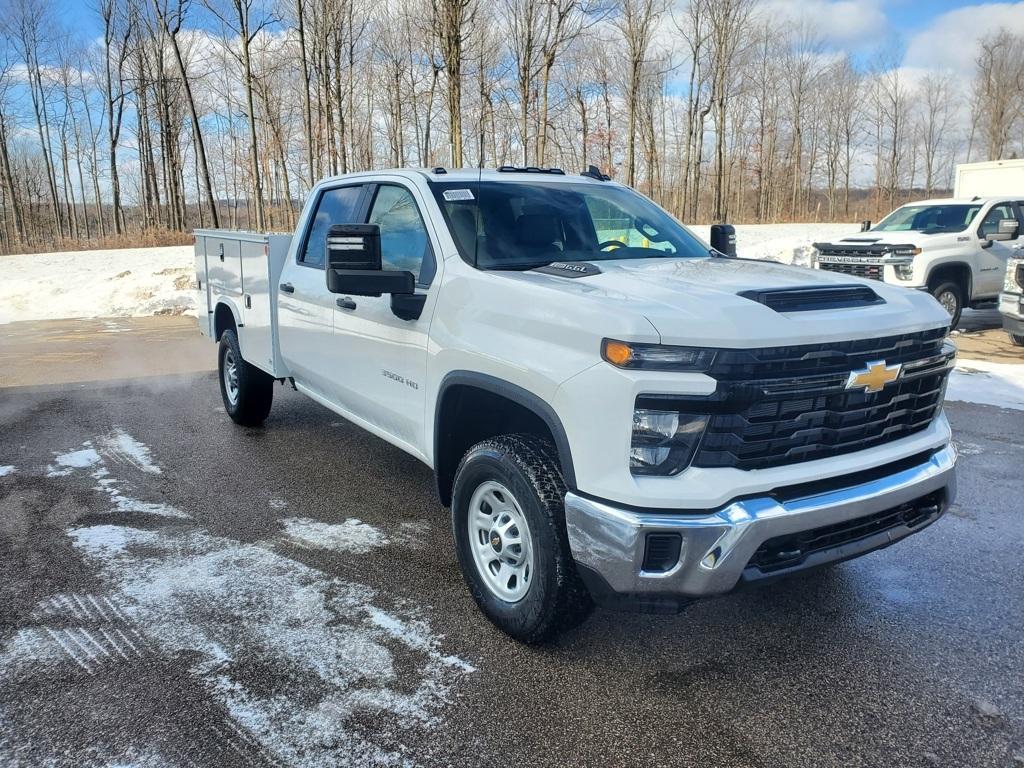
[
  {"left": 860, "top": 220, "right": 872, "bottom": 232},
  {"left": 988, "top": 218, "right": 1020, "bottom": 242},
  {"left": 326, "top": 223, "right": 414, "bottom": 297},
  {"left": 709, "top": 223, "right": 736, "bottom": 256}
]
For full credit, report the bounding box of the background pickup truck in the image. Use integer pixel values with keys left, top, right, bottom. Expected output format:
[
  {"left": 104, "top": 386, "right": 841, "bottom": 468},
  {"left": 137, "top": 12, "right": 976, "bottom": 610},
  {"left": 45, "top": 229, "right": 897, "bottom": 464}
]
[
  {"left": 813, "top": 196, "right": 1024, "bottom": 328},
  {"left": 195, "top": 167, "right": 958, "bottom": 642},
  {"left": 1000, "top": 257, "right": 1024, "bottom": 346}
]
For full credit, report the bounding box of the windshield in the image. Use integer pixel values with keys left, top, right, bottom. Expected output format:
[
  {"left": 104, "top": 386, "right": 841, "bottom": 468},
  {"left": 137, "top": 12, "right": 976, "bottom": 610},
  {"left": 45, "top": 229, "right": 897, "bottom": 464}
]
[
  {"left": 429, "top": 180, "right": 710, "bottom": 269},
  {"left": 873, "top": 204, "right": 982, "bottom": 234}
]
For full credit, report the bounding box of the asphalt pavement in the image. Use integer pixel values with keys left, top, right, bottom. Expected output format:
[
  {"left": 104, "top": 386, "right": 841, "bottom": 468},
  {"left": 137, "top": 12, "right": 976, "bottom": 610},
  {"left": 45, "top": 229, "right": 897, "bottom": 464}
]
[{"left": 0, "top": 318, "right": 1022, "bottom": 768}]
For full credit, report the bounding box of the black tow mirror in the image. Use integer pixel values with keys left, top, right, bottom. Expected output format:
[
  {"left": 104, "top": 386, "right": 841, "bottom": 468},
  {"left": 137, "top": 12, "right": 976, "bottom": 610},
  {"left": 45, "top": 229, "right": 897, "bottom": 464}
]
[
  {"left": 860, "top": 220, "right": 872, "bottom": 232},
  {"left": 988, "top": 218, "right": 1019, "bottom": 242},
  {"left": 326, "top": 223, "right": 414, "bottom": 297},
  {"left": 709, "top": 223, "right": 736, "bottom": 256}
]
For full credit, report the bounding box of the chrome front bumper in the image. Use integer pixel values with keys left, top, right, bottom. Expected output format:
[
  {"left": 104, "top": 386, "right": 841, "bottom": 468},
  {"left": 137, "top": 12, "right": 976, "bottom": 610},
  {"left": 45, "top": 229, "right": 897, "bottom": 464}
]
[{"left": 565, "top": 444, "right": 957, "bottom": 606}]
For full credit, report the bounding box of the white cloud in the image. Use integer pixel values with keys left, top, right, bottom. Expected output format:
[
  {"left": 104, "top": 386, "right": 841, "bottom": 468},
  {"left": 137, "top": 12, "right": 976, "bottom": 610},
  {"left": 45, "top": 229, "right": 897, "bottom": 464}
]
[
  {"left": 905, "top": 2, "right": 1024, "bottom": 77},
  {"left": 758, "top": 0, "right": 888, "bottom": 49}
]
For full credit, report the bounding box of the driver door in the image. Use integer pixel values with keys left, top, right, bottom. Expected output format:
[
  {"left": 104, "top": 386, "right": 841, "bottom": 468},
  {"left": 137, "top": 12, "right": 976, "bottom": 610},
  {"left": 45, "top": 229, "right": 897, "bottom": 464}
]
[
  {"left": 329, "top": 181, "right": 440, "bottom": 456},
  {"left": 976, "top": 202, "right": 1021, "bottom": 297}
]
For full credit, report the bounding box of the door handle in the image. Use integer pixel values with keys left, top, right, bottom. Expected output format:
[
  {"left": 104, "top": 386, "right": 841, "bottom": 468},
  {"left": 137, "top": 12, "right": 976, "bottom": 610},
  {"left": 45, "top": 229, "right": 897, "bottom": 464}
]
[
  {"left": 279, "top": 283, "right": 295, "bottom": 294},
  {"left": 336, "top": 297, "right": 357, "bottom": 310}
]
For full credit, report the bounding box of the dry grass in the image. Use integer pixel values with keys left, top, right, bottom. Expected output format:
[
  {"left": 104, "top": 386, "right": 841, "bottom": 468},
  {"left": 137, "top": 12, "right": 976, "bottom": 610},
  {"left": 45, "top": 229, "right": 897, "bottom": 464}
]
[{"left": 1, "top": 229, "right": 194, "bottom": 256}]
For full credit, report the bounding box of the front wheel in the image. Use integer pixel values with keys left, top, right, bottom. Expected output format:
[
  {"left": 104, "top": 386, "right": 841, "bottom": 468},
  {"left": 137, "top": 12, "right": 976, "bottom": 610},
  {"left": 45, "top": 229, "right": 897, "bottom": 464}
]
[
  {"left": 930, "top": 280, "right": 964, "bottom": 330},
  {"left": 1010, "top": 333, "right": 1024, "bottom": 347},
  {"left": 451, "top": 434, "right": 593, "bottom": 643},
  {"left": 218, "top": 329, "right": 274, "bottom": 426}
]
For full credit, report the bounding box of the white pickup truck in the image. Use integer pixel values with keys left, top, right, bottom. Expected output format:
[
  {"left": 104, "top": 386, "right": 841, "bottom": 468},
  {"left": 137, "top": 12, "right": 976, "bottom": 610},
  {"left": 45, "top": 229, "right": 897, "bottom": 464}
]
[
  {"left": 813, "top": 197, "right": 1024, "bottom": 328},
  {"left": 195, "top": 168, "right": 958, "bottom": 642},
  {"left": 999, "top": 257, "right": 1024, "bottom": 345}
]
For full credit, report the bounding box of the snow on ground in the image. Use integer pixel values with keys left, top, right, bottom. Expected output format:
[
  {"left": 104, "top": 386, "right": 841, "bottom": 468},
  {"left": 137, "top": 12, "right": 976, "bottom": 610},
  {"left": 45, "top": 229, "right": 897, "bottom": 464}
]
[
  {"left": 689, "top": 222, "right": 858, "bottom": 267},
  {"left": 280, "top": 517, "right": 389, "bottom": 554},
  {"left": 948, "top": 359, "right": 1024, "bottom": 411},
  {"left": 0, "top": 427, "right": 474, "bottom": 767},
  {"left": 0, "top": 245, "right": 197, "bottom": 324},
  {"left": 0, "top": 225, "right": 861, "bottom": 325},
  {"left": 0, "top": 466, "right": 15, "bottom": 477}
]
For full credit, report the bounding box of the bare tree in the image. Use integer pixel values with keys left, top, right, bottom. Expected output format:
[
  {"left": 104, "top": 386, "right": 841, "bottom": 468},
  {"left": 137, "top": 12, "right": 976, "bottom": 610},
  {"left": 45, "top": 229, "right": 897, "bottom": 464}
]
[
  {"left": 99, "top": 0, "right": 133, "bottom": 234},
  {"left": 433, "top": 0, "right": 474, "bottom": 166},
  {"left": 918, "top": 71, "right": 954, "bottom": 195},
  {"left": 614, "top": 0, "right": 665, "bottom": 187},
  {"left": 205, "top": 0, "right": 276, "bottom": 229},
  {"left": 153, "top": 0, "right": 221, "bottom": 227},
  {"left": 974, "top": 31, "right": 1024, "bottom": 161}
]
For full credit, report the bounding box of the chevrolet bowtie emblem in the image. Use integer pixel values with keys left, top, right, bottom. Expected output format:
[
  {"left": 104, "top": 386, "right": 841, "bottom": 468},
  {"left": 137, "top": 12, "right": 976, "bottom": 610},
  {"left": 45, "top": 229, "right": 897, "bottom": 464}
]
[{"left": 846, "top": 360, "right": 902, "bottom": 393}]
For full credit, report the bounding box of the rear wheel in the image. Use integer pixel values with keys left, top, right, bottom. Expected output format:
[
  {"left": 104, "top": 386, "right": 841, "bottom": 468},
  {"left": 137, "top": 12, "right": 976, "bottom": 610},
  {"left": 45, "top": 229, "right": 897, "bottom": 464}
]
[
  {"left": 1010, "top": 333, "right": 1024, "bottom": 347},
  {"left": 451, "top": 434, "right": 592, "bottom": 643},
  {"left": 930, "top": 280, "right": 964, "bottom": 329},
  {"left": 218, "top": 329, "right": 273, "bottom": 426}
]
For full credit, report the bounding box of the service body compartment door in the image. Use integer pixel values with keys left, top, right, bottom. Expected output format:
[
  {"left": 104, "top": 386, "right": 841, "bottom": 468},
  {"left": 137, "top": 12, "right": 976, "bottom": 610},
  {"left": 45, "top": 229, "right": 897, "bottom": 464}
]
[
  {"left": 194, "top": 235, "right": 213, "bottom": 337},
  {"left": 237, "top": 233, "right": 291, "bottom": 376}
]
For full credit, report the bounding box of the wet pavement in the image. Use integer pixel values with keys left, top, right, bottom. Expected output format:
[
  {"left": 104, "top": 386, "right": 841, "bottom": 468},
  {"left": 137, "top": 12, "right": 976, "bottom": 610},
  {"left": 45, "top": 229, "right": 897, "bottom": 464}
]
[{"left": 0, "top": 318, "right": 1022, "bottom": 767}]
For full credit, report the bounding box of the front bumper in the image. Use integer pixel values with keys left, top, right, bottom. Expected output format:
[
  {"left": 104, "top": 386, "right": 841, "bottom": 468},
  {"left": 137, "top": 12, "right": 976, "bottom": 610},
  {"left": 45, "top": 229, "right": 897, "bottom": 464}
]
[
  {"left": 1000, "top": 292, "right": 1024, "bottom": 333},
  {"left": 565, "top": 443, "right": 957, "bottom": 612}
]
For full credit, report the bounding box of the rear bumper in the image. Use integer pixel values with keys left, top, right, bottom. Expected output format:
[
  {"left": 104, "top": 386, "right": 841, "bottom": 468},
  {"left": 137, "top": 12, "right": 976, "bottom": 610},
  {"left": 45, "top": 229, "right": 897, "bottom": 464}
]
[{"left": 565, "top": 443, "right": 957, "bottom": 612}]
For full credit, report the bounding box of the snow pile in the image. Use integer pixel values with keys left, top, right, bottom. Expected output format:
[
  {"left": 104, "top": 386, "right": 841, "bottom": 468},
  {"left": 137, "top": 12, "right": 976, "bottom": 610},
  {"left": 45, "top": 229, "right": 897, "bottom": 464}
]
[
  {"left": 0, "top": 225, "right": 864, "bottom": 324},
  {"left": 0, "top": 245, "right": 196, "bottom": 324},
  {"left": 689, "top": 222, "right": 857, "bottom": 267},
  {"left": 948, "top": 359, "right": 1024, "bottom": 411},
  {"left": 0, "top": 466, "right": 15, "bottom": 477}
]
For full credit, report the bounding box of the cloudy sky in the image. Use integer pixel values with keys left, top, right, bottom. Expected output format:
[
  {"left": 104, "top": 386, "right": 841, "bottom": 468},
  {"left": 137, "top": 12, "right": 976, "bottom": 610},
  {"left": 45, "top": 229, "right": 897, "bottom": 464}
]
[{"left": 53, "top": 0, "right": 1024, "bottom": 81}]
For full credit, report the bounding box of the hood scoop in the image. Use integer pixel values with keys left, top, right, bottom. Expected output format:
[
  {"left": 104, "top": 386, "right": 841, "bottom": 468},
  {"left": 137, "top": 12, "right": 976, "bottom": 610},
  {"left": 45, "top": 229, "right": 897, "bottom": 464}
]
[{"left": 739, "top": 284, "right": 885, "bottom": 313}]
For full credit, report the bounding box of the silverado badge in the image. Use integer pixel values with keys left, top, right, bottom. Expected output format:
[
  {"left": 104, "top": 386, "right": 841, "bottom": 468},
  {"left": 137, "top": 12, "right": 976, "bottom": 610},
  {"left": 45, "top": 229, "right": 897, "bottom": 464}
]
[{"left": 846, "top": 360, "right": 902, "bottom": 393}]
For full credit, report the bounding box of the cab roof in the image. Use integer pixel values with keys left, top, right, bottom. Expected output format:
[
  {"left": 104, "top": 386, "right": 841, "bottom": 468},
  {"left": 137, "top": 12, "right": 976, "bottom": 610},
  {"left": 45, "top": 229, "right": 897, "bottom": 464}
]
[
  {"left": 313, "top": 167, "right": 619, "bottom": 187},
  {"left": 899, "top": 196, "right": 1013, "bottom": 206}
]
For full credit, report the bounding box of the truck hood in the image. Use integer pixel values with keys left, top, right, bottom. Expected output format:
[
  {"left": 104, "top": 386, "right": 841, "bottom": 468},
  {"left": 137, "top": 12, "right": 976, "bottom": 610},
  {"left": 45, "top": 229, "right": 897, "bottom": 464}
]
[
  {"left": 513, "top": 256, "right": 949, "bottom": 347},
  {"left": 820, "top": 230, "right": 966, "bottom": 250}
]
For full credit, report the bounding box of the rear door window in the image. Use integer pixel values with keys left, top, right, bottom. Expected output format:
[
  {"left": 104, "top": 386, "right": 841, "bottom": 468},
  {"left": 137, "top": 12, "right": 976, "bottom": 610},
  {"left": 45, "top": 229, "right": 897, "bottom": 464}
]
[{"left": 300, "top": 185, "right": 365, "bottom": 268}]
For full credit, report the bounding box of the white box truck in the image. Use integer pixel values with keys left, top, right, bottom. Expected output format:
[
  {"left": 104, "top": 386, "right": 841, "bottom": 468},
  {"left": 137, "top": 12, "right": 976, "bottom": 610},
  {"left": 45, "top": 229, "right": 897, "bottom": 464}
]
[{"left": 955, "top": 159, "right": 1024, "bottom": 199}]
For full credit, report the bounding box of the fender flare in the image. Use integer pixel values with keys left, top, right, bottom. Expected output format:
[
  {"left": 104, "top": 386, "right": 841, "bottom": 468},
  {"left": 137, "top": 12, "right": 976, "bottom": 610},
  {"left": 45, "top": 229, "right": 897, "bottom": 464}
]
[
  {"left": 923, "top": 261, "right": 973, "bottom": 293},
  {"left": 212, "top": 298, "right": 243, "bottom": 341},
  {"left": 434, "top": 371, "right": 577, "bottom": 495}
]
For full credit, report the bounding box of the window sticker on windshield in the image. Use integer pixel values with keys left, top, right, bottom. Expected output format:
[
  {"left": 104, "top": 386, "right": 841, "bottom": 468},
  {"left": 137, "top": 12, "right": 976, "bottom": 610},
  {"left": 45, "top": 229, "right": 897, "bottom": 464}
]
[{"left": 443, "top": 189, "right": 475, "bottom": 201}]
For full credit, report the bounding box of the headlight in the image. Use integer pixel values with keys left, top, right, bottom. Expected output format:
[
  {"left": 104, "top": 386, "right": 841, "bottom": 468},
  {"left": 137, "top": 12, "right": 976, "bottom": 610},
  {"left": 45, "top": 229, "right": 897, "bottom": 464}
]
[
  {"left": 890, "top": 246, "right": 921, "bottom": 257},
  {"left": 602, "top": 338, "right": 716, "bottom": 371},
  {"left": 894, "top": 264, "right": 914, "bottom": 280},
  {"left": 630, "top": 405, "right": 708, "bottom": 475}
]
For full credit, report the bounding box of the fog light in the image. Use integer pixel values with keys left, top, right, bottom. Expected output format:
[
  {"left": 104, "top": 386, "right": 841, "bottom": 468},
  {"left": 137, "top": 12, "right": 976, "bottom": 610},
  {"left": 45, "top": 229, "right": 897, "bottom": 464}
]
[
  {"left": 895, "top": 264, "right": 914, "bottom": 280},
  {"left": 630, "top": 406, "right": 708, "bottom": 475}
]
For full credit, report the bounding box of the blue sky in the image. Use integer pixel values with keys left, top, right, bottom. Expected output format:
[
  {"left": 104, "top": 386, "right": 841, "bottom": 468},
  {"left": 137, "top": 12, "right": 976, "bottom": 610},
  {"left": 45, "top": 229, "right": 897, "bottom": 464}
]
[
  {"left": 53, "top": 0, "right": 992, "bottom": 40},
  {"left": 49, "top": 0, "right": 1024, "bottom": 81}
]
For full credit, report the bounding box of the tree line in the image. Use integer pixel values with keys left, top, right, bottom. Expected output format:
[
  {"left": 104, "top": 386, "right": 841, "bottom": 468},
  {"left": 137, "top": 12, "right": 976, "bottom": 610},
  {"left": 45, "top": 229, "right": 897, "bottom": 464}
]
[{"left": 0, "top": 0, "right": 1019, "bottom": 253}]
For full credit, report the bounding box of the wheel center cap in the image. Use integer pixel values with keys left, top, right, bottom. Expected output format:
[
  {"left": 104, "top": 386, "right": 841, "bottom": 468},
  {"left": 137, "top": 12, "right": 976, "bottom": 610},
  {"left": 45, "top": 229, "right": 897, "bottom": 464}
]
[{"left": 489, "top": 532, "right": 503, "bottom": 552}]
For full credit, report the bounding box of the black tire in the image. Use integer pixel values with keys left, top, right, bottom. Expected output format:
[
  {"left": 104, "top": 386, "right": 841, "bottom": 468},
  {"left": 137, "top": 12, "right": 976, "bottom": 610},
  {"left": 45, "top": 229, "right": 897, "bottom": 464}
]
[
  {"left": 1010, "top": 333, "right": 1024, "bottom": 347},
  {"left": 218, "top": 328, "right": 274, "bottom": 426},
  {"left": 451, "top": 434, "right": 593, "bottom": 643},
  {"left": 930, "top": 280, "right": 964, "bottom": 329}
]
